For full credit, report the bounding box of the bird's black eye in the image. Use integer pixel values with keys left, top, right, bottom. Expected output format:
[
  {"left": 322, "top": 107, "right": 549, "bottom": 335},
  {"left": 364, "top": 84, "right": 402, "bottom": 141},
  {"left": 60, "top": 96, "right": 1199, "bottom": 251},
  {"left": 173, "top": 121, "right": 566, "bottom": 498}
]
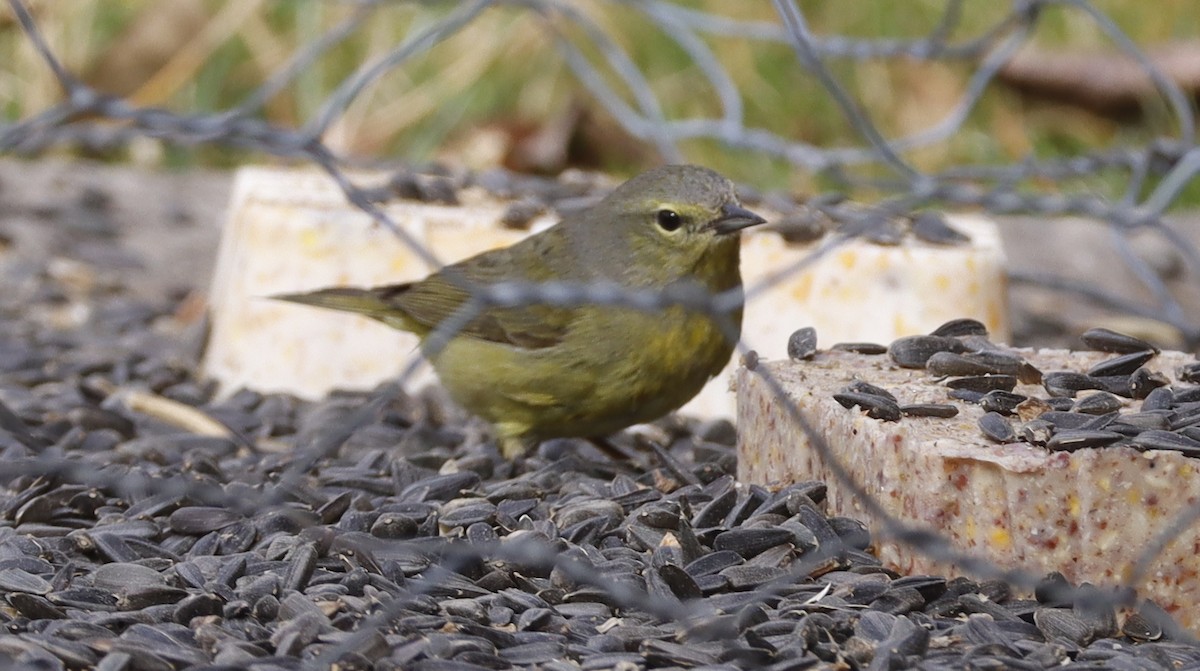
[{"left": 656, "top": 209, "right": 683, "bottom": 232}]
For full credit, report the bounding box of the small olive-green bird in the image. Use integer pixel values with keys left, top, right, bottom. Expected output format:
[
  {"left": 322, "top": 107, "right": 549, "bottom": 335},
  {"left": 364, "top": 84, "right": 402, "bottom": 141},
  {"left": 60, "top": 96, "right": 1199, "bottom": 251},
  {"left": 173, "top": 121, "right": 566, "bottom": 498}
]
[{"left": 276, "top": 165, "right": 765, "bottom": 458}]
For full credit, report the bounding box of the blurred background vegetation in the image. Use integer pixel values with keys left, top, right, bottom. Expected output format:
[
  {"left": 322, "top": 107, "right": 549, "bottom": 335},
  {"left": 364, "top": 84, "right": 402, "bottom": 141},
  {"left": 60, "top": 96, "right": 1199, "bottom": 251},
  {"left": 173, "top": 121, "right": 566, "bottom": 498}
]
[{"left": 0, "top": 0, "right": 1197, "bottom": 196}]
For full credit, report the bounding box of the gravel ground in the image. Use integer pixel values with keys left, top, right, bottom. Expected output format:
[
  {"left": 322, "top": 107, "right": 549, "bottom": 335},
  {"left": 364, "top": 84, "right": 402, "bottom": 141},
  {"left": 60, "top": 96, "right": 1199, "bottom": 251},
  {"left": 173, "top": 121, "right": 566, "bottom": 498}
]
[{"left": 1, "top": 159, "right": 1200, "bottom": 669}]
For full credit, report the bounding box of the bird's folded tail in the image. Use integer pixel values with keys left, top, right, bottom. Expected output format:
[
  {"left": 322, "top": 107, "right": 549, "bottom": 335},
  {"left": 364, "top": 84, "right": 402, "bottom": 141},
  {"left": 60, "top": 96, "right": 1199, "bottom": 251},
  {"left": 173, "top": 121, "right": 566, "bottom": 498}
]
[{"left": 272, "top": 286, "right": 416, "bottom": 331}]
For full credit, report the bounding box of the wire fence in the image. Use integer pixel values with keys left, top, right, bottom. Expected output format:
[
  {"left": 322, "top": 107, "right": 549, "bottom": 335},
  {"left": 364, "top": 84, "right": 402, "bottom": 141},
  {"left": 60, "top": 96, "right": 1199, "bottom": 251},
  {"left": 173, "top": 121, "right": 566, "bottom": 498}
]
[{"left": 2, "top": 0, "right": 1200, "bottom": 668}]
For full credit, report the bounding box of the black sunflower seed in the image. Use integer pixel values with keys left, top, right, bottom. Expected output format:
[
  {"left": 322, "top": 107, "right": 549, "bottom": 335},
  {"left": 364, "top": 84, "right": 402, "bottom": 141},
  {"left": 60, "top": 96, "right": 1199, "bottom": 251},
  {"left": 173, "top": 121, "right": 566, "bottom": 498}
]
[
  {"left": 1132, "top": 386, "right": 1171, "bottom": 412},
  {"left": 1087, "top": 350, "right": 1156, "bottom": 377},
  {"left": 1179, "top": 362, "right": 1200, "bottom": 384},
  {"left": 978, "top": 412, "right": 1015, "bottom": 443},
  {"left": 1034, "top": 607, "right": 1094, "bottom": 645},
  {"left": 929, "top": 317, "right": 988, "bottom": 337},
  {"left": 946, "top": 375, "right": 1017, "bottom": 393},
  {"left": 1044, "top": 397, "right": 1076, "bottom": 411},
  {"left": 656, "top": 564, "right": 701, "bottom": 600},
  {"left": 1080, "top": 327, "right": 1158, "bottom": 354},
  {"left": 980, "top": 390, "right": 1027, "bottom": 416},
  {"left": 1122, "top": 605, "right": 1165, "bottom": 642},
  {"left": 931, "top": 350, "right": 1028, "bottom": 378},
  {"left": 713, "top": 528, "right": 795, "bottom": 559},
  {"left": 1081, "top": 411, "right": 1119, "bottom": 431},
  {"left": 1043, "top": 371, "right": 1104, "bottom": 398},
  {"left": 787, "top": 327, "right": 818, "bottom": 361},
  {"left": 1170, "top": 404, "right": 1200, "bottom": 430},
  {"left": 888, "top": 335, "right": 966, "bottom": 369},
  {"left": 1130, "top": 367, "right": 1170, "bottom": 400},
  {"left": 1116, "top": 411, "right": 1172, "bottom": 430},
  {"left": 684, "top": 550, "right": 744, "bottom": 578},
  {"left": 1038, "top": 411, "right": 1094, "bottom": 431},
  {"left": 1181, "top": 426, "right": 1200, "bottom": 443},
  {"left": 843, "top": 380, "right": 897, "bottom": 403},
  {"left": 8, "top": 592, "right": 67, "bottom": 619},
  {"left": 500, "top": 196, "right": 546, "bottom": 230},
  {"left": 0, "top": 568, "right": 51, "bottom": 594},
  {"left": 899, "top": 403, "right": 959, "bottom": 418},
  {"left": 168, "top": 507, "right": 241, "bottom": 535},
  {"left": 911, "top": 213, "right": 970, "bottom": 246},
  {"left": 831, "top": 342, "right": 888, "bottom": 355},
  {"left": 833, "top": 392, "right": 901, "bottom": 422},
  {"left": 1045, "top": 431, "right": 1124, "bottom": 452},
  {"left": 949, "top": 389, "right": 986, "bottom": 403},
  {"left": 862, "top": 215, "right": 906, "bottom": 245},
  {"left": 719, "top": 565, "right": 789, "bottom": 589},
  {"left": 1132, "top": 430, "right": 1200, "bottom": 455},
  {"left": 771, "top": 211, "right": 828, "bottom": 244},
  {"left": 1071, "top": 392, "right": 1123, "bottom": 415}
]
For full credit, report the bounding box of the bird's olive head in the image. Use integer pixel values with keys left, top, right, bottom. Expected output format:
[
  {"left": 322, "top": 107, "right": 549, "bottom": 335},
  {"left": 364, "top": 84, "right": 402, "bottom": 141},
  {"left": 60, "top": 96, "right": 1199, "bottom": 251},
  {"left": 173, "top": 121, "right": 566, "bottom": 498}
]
[{"left": 591, "top": 165, "right": 766, "bottom": 285}]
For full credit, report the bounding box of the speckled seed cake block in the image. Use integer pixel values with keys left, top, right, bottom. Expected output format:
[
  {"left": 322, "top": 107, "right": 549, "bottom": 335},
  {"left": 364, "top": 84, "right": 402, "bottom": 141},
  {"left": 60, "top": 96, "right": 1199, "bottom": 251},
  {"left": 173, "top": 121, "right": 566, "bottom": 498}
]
[{"left": 737, "top": 327, "right": 1200, "bottom": 631}]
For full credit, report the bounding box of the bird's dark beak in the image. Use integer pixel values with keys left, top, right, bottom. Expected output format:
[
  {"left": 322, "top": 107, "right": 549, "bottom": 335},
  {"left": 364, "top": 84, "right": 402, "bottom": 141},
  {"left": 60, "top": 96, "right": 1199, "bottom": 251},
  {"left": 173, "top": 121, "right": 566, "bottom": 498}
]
[{"left": 710, "top": 202, "right": 767, "bottom": 235}]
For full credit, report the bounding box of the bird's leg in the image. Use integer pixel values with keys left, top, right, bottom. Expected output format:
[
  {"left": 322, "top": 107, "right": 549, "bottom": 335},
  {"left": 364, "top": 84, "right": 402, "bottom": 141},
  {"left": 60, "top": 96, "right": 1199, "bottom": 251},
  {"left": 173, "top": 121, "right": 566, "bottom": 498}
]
[
  {"left": 585, "top": 435, "right": 630, "bottom": 461},
  {"left": 635, "top": 433, "right": 701, "bottom": 487},
  {"left": 498, "top": 435, "right": 535, "bottom": 460},
  {"left": 586, "top": 435, "right": 655, "bottom": 471},
  {"left": 461, "top": 421, "right": 493, "bottom": 452}
]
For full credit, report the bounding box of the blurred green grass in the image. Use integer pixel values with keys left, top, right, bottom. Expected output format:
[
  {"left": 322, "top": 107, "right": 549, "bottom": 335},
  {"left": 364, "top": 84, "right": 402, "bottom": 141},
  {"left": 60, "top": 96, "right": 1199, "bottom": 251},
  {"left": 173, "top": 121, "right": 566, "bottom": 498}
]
[{"left": 0, "top": 0, "right": 1196, "bottom": 202}]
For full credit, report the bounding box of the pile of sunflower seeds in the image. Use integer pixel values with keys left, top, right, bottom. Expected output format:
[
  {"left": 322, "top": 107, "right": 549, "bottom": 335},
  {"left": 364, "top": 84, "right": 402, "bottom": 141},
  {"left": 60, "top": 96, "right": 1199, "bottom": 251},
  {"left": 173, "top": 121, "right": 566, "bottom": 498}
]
[
  {"left": 824, "top": 317, "right": 1200, "bottom": 458},
  {"left": 2, "top": 178, "right": 1199, "bottom": 670}
]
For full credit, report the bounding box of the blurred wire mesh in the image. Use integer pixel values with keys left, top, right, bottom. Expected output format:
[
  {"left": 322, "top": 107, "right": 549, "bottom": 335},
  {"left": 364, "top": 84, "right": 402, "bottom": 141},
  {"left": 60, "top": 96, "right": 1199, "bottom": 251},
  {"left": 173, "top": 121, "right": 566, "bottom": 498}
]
[{"left": 2, "top": 0, "right": 1200, "bottom": 666}]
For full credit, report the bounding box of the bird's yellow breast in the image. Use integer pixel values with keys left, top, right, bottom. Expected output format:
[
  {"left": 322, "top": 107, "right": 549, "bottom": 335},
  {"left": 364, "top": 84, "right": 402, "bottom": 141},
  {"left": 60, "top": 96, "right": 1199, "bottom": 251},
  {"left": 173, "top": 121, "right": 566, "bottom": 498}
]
[{"left": 427, "top": 300, "right": 739, "bottom": 443}]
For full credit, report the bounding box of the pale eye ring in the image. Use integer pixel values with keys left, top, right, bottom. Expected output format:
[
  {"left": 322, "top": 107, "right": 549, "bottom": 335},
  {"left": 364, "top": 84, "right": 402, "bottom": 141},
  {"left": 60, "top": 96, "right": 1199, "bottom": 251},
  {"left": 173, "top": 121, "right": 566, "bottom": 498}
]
[{"left": 656, "top": 209, "right": 683, "bottom": 232}]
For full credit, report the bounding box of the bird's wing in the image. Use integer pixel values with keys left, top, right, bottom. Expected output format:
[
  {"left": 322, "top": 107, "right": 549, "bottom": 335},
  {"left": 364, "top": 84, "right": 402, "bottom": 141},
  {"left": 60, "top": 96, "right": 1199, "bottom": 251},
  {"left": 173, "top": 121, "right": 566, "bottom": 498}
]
[{"left": 390, "top": 237, "right": 576, "bottom": 350}]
